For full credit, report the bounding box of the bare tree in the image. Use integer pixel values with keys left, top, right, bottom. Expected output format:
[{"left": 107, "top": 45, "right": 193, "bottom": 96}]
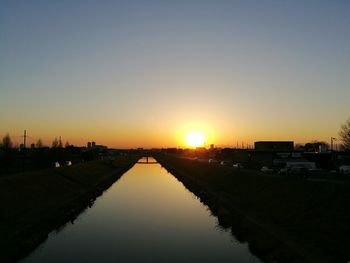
[
  {"left": 65, "top": 141, "right": 70, "bottom": 148},
  {"left": 2, "top": 133, "right": 13, "bottom": 149},
  {"left": 58, "top": 137, "right": 63, "bottom": 148},
  {"left": 52, "top": 138, "right": 59, "bottom": 148},
  {"left": 303, "top": 141, "right": 328, "bottom": 152},
  {"left": 36, "top": 139, "right": 43, "bottom": 148},
  {"left": 339, "top": 117, "right": 350, "bottom": 150}
]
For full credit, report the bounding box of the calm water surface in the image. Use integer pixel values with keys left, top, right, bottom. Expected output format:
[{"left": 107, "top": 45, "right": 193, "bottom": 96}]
[{"left": 23, "top": 157, "right": 261, "bottom": 263}]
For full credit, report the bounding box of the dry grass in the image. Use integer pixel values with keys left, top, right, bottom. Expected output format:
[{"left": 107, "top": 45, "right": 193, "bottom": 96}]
[
  {"left": 0, "top": 156, "right": 137, "bottom": 262},
  {"left": 157, "top": 156, "right": 350, "bottom": 263}
]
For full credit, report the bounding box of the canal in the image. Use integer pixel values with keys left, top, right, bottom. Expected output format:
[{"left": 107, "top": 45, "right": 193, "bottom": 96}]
[{"left": 23, "top": 157, "right": 261, "bottom": 263}]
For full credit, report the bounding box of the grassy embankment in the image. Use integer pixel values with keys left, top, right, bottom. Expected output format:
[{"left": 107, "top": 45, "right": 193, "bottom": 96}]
[
  {"left": 0, "top": 155, "right": 138, "bottom": 262},
  {"left": 156, "top": 155, "right": 350, "bottom": 263}
]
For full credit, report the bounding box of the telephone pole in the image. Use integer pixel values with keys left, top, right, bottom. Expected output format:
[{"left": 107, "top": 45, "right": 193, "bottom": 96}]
[
  {"left": 23, "top": 130, "right": 27, "bottom": 149},
  {"left": 22, "top": 130, "right": 27, "bottom": 172}
]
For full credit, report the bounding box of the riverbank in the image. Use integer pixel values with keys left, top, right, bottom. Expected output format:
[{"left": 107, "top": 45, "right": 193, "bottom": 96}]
[
  {"left": 156, "top": 155, "right": 350, "bottom": 263},
  {"left": 0, "top": 156, "right": 138, "bottom": 262}
]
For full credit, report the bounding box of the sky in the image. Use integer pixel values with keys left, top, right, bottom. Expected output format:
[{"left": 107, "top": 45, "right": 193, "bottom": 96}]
[{"left": 1, "top": 0, "right": 350, "bottom": 148}]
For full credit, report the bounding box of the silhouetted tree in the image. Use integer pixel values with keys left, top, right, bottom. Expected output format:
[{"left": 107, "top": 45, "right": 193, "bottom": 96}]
[
  {"left": 36, "top": 139, "right": 43, "bottom": 148},
  {"left": 339, "top": 117, "right": 350, "bottom": 150},
  {"left": 58, "top": 137, "right": 63, "bottom": 148},
  {"left": 65, "top": 141, "right": 70, "bottom": 147},
  {"left": 2, "top": 133, "right": 13, "bottom": 149},
  {"left": 303, "top": 141, "right": 328, "bottom": 152},
  {"left": 52, "top": 138, "right": 59, "bottom": 148}
]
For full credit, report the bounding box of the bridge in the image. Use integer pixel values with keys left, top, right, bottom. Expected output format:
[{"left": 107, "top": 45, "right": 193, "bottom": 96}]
[{"left": 137, "top": 156, "right": 158, "bottom": 164}]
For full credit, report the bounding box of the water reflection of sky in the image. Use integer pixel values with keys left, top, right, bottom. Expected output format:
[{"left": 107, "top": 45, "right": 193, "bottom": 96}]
[{"left": 23, "top": 158, "right": 261, "bottom": 263}]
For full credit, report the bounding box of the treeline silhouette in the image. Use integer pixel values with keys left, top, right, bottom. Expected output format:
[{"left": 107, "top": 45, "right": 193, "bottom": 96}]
[{"left": 0, "top": 134, "right": 98, "bottom": 175}]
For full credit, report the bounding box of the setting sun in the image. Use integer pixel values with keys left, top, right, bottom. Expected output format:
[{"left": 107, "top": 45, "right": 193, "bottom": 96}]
[{"left": 185, "top": 131, "right": 206, "bottom": 148}]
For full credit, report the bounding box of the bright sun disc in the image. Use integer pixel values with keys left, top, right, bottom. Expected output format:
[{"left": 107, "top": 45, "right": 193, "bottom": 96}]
[{"left": 185, "top": 131, "right": 206, "bottom": 147}]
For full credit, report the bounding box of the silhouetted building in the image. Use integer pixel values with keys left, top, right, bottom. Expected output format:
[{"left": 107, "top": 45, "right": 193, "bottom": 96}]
[
  {"left": 87, "top": 141, "right": 105, "bottom": 150},
  {"left": 254, "top": 141, "right": 294, "bottom": 151}
]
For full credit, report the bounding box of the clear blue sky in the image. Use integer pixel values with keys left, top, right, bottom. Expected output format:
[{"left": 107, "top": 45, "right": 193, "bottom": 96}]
[{"left": 1, "top": 1, "right": 349, "bottom": 147}]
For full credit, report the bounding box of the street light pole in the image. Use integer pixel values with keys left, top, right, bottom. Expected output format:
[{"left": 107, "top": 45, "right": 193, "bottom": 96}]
[{"left": 331, "top": 137, "right": 337, "bottom": 151}]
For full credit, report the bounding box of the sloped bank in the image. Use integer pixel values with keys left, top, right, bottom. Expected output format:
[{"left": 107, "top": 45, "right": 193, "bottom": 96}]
[
  {"left": 0, "top": 156, "right": 138, "bottom": 262},
  {"left": 156, "top": 155, "right": 350, "bottom": 263}
]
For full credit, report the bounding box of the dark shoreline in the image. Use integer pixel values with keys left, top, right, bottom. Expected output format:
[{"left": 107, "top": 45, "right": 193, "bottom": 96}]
[
  {"left": 0, "top": 156, "right": 137, "bottom": 262},
  {"left": 156, "top": 155, "right": 349, "bottom": 263}
]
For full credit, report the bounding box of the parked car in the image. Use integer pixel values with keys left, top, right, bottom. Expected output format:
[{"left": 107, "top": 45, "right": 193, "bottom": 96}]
[
  {"left": 307, "top": 168, "right": 323, "bottom": 177},
  {"left": 289, "top": 167, "right": 308, "bottom": 177},
  {"left": 261, "top": 166, "right": 274, "bottom": 174},
  {"left": 233, "top": 163, "right": 243, "bottom": 169},
  {"left": 220, "top": 160, "right": 230, "bottom": 166},
  {"left": 286, "top": 161, "right": 316, "bottom": 170},
  {"left": 208, "top": 159, "right": 219, "bottom": 164},
  {"left": 278, "top": 168, "right": 288, "bottom": 175},
  {"left": 339, "top": 165, "right": 350, "bottom": 175}
]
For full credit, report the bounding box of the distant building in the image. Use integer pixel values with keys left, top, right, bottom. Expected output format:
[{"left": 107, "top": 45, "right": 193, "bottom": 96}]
[
  {"left": 87, "top": 142, "right": 92, "bottom": 148},
  {"left": 92, "top": 141, "right": 96, "bottom": 148},
  {"left": 254, "top": 141, "right": 294, "bottom": 151}
]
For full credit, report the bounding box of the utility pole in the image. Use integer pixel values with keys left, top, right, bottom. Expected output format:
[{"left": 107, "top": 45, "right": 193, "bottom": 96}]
[
  {"left": 22, "top": 130, "right": 27, "bottom": 172},
  {"left": 23, "top": 130, "right": 27, "bottom": 149}
]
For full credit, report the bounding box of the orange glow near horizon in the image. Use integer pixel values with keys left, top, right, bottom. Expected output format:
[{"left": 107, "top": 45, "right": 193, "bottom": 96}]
[
  {"left": 1, "top": 121, "right": 341, "bottom": 149},
  {"left": 0, "top": 115, "right": 342, "bottom": 149}
]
